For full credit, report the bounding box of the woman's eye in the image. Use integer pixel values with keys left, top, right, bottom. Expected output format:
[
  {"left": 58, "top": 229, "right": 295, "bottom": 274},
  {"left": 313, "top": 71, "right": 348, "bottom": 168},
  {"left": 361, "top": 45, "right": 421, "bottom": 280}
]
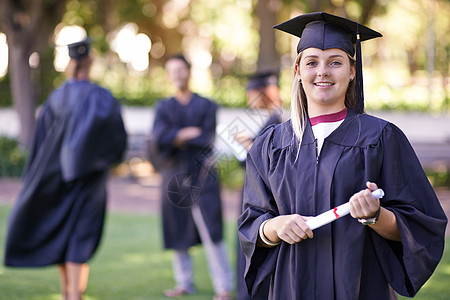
[
  {"left": 330, "top": 61, "right": 342, "bottom": 66},
  {"left": 306, "top": 61, "right": 317, "bottom": 66}
]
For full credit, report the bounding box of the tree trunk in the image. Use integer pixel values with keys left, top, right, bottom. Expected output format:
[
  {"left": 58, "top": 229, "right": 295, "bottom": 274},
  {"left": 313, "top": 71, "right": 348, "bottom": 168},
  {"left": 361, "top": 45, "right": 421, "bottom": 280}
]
[
  {"left": 0, "top": 0, "right": 67, "bottom": 148},
  {"left": 426, "top": 0, "right": 436, "bottom": 107},
  {"left": 8, "top": 40, "right": 36, "bottom": 147},
  {"left": 255, "top": 0, "right": 281, "bottom": 73}
]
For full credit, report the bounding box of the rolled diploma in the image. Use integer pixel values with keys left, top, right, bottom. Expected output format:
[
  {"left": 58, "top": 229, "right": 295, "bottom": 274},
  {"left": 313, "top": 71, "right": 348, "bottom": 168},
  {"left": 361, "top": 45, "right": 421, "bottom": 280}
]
[{"left": 306, "top": 189, "right": 384, "bottom": 230}]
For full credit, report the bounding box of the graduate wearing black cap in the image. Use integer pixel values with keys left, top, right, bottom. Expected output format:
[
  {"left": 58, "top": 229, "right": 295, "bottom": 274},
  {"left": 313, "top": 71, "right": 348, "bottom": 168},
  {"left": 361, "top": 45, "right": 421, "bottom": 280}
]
[
  {"left": 235, "top": 71, "right": 284, "bottom": 300},
  {"left": 238, "top": 12, "right": 447, "bottom": 300},
  {"left": 233, "top": 71, "right": 284, "bottom": 153},
  {"left": 4, "top": 37, "right": 127, "bottom": 300}
]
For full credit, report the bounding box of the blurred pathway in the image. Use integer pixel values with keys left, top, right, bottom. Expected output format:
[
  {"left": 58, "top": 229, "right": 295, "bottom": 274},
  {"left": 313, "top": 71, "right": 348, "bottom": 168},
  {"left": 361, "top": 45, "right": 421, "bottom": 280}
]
[{"left": 0, "top": 175, "right": 242, "bottom": 220}]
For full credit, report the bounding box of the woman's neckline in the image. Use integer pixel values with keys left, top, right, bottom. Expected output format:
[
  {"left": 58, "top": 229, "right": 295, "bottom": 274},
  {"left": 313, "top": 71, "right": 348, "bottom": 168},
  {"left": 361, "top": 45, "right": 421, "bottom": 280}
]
[{"left": 309, "top": 108, "right": 347, "bottom": 126}]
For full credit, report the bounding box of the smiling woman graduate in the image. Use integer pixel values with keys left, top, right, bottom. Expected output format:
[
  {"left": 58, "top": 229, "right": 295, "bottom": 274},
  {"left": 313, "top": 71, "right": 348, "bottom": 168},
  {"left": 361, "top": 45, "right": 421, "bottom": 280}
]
[{"left": 237, "top": 12, "right": 447, "bottom": 300}]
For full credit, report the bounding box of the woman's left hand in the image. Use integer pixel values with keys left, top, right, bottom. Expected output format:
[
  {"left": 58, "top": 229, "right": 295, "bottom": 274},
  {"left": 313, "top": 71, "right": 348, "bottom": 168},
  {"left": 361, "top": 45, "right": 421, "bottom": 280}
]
[
  {"left": 349, "top": 181, "right": 401, "bottom": 241},
  {"left": 349, "top": 181, "right": 380, "bottom": 219}
]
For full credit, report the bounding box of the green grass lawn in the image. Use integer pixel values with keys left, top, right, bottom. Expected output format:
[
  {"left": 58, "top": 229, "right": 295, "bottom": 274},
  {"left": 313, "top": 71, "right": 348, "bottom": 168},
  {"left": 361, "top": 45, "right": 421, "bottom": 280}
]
[
  {"left": 0, "top": 205, "right": 238, "bottom": 300},
  {"left": 0, "top": 204, "right": 449, "bottom": 300}
]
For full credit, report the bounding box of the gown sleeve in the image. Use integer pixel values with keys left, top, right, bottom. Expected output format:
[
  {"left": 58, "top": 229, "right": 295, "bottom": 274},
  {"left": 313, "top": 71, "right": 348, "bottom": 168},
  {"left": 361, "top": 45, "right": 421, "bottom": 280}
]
[
  {"left": 152, "top": 100, "right": 180, "bottom": 160},
  {"left": 23, "top": 102, "right": 55, "bottom": 173},
  {"left": 371, "top": 123, "right": 447, "bottom": 297},
  {"left": 237, "top": 125, "right": 281, "bottom": 297}
]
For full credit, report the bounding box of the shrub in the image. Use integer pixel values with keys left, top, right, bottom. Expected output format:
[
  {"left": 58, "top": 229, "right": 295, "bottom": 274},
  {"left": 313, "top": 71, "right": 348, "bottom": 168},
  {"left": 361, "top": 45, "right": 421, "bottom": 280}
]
[
  {"left": 216, "top": 156, "right": 245, "bottom": 189},
  {"left": 0, "top": 137, "right": 28, "bottom": 178}
]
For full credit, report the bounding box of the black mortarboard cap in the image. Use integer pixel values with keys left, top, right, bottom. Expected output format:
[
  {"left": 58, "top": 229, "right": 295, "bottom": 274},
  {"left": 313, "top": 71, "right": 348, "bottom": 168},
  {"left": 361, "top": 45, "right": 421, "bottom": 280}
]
[
  {"left": 67, "top": 37, "right": 91, "bottom": 60},
  {"left": 247, "top": 71, "right": 279, "bottom": 90},
  {"left": 273, "top": 12, "right": 381, "bottom": 55},
  {"left": 273, "top": 12, "right": 382, "bottom": 113}
]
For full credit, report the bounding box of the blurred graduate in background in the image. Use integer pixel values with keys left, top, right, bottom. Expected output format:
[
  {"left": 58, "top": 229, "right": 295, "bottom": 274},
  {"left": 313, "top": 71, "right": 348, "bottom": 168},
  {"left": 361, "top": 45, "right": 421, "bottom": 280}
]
[
  {"left": 234, "top": 71, "right": 284, "bottom": 300},
  {"left": 233, "top": 71, "right": 284, "bottom": 154},
  {"left": 150, "top": 54, "right": 233, "bottom": 300},
  {"left": 4, "top": 37, "right": 127, "bottom": 300}
]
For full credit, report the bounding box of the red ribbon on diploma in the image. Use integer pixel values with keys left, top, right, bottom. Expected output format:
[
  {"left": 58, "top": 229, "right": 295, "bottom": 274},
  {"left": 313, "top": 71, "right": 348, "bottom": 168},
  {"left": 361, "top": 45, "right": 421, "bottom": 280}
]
[{"left": 333, "top": 207, "right": 339, "bottom": 219}]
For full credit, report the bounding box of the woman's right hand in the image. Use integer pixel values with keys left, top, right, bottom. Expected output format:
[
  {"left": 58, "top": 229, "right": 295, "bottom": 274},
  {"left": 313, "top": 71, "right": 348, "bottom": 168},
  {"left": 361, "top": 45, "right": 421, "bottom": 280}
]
[{"left": 263, "top": 214, "right": 314, "bottom": 245}]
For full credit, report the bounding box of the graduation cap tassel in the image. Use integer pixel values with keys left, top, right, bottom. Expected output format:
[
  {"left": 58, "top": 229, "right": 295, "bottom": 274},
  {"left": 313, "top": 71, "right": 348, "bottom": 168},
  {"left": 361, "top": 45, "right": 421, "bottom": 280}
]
[{"left": 355, "top": 24, "right": 364, "bottom": 113}]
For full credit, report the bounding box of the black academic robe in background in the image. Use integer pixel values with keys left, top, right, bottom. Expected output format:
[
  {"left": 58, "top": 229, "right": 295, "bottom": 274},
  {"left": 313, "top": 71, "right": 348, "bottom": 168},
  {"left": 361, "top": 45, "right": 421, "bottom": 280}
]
[
  {"left": 152, "top": 94, "right": 223, "bottom": 249},
  {"left": 238, "top": 109, "right": 447, "bottom": 300},
  {"left": 237, "top": 110, "right": 283, "bottom": 300},
  {"left": 4, "top": 80, "right": 127, "bottom": 267}
]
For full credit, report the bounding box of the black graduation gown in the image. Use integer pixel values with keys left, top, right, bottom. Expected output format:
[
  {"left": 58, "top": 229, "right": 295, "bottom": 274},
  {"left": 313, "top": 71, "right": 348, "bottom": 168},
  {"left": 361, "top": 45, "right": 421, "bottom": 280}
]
[
  {"left": 4, "top": 80, "right": 127, "bottom": 267},
  {"left": 237, "top": 110, "right": 283, "bottom": 300},
  {"left": 238, "top": 109, "right": 447, "bottom": 300},
  {"left": 152, "top": 94, "right": 223, "bottom": 249}
]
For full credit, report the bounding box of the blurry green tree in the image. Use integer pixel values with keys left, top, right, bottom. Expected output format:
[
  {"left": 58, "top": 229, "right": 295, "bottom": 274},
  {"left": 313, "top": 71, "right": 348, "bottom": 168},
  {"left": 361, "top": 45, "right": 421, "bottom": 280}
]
[
  {"left": 0, "top": 0, "right": 448, "bottom": 148},
  {"left": 0, "top": 0, "right": 67, "bottom": 147}
]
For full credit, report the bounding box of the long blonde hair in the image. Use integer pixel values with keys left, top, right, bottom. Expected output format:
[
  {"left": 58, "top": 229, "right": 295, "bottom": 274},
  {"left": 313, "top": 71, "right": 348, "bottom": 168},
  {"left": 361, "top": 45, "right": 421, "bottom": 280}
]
[
  {"left": 290, "top": 52, "right": 357, "bottom": 143},
  {"left": 65, "top": 55, "right": 93, "bottom": 80}
]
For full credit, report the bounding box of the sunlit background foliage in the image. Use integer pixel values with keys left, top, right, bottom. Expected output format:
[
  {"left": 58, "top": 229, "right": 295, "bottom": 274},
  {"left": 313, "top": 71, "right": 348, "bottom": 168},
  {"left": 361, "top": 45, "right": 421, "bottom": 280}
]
[{"left": 0, "top": 0, "right": 448, "bottom": 111}]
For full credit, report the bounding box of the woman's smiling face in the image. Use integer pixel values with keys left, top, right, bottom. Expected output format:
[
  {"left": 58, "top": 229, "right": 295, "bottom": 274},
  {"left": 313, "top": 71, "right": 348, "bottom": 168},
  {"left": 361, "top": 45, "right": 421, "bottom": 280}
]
[{"left": 297, "top": 47, "right": 355, "bottom": 115}]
